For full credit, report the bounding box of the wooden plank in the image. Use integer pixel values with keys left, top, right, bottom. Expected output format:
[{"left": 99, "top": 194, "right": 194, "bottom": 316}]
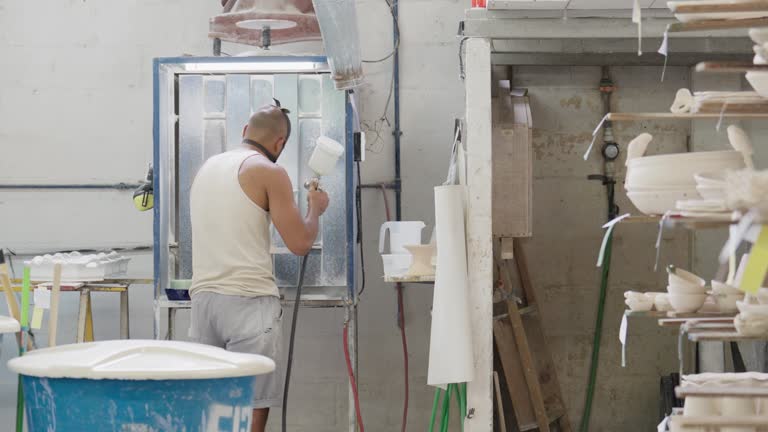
[
  {"left": 674, "top": 1, "right": 768, "bottom": 14},
  {"left": 494, "top": 319, "right": 537, "bottom": 429},
  {"left": 498, "top": 260, "right": 550, "bottom": 432},
  {"left": 688, "top": 331, "right": 765, "bottom": 342},
  {"left": 659, "top": 316, "right": 736, "bottom": 327},
  {"left": 607, "top": 112, "right": 768, "bottom": 120},
  {"left": 48, "top": 264, "right": 61, "bottom": 347},
  {"left": 500, "top": 237, "right": 515, "bottom": 260},
  {"left": 492, "top": 94, "right": 533, "bottom": 238},
  {"left": 493, "top": 371, "right": 508, "bottom": 432},
  {"left": 671, "top": 415, "right": 768, "bottom": 426},
  {"left": 512, "top": 240, "right": 537, "bottom": 305},
  {"left": 696, "top": 61, "right": 768, "bottom": 73},
  {"left": 677, "top": 386, "right": 768, "bottom": 398},
  {"left": 669, "top": 16, "right": 768, "bottom": 32}
]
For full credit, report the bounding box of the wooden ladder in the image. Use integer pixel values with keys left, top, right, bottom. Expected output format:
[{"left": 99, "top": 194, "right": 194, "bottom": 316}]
[{"left": 493, "top": 238, "right": 571, "bottom": 432}]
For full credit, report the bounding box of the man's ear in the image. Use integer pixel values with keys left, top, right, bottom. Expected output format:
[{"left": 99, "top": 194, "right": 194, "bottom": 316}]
[{"left": 242, "top": 125, "right": 248, "bottom": 137}]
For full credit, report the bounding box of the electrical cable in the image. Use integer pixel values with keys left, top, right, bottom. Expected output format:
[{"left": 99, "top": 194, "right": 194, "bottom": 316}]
[
  {"left": 579, "top": 230, "right": 613, "bottom": 432},
  {"left": 343, "top": 319, "right": 366, "bottom": 432},
  {"left": 361, "top": 0, "right": 400, "bottom": 64},
  {"left": 381, "top": 187, "right": 409, "bottom": 432},
  {"left": 356, "top": 162, "right": 366, "bottom": 297},
  {"left": 281, "top": 254, "right": 309, "bottom": 432}
]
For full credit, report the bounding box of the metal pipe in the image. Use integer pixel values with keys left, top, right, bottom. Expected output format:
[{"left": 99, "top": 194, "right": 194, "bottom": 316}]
[
  {"left": 359, "top": 182, "right": 399, "bottom": 190},
  {"left": 393, "top": 0, "right": 402, "bottom": 222},
  {"left": 0, "top": 183, "right": 140, "bottom": 190}
]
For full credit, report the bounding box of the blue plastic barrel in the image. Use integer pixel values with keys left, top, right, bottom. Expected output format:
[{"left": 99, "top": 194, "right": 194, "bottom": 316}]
[{"left": 8, "top": 340, "right": 275, "bottom": 432}]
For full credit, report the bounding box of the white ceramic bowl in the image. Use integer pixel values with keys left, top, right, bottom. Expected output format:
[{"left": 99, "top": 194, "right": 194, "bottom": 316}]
[
  {"left": 746, "top": 71, "right": 768, "bottom": 98},
  {"left": 668, "top": 284, "right": 708, "bottom": 295},
  {"left": 711, "top": 280, "right": 742, "bottom": 295},
  {"left": 756, "top": 288, "right": 768, "bottom": 304},
  {"left": 694, "top": 172, "right": 727, "bottom": 188},
  {"left": 696, "top": 185, "right": 726, "bottom": 200},
  {"left": 670, "top": 268, "right": 706, "bottom": 288},
  {"left": 627, "top": 189, "right": 701, "bottom": 215},
  {"left": 655, "top": 294, "right": 673, "bottom": 312},
  {"left": 735, "top": 313, "right": 768, "bottom": 336},
  {"left": 751, "top": 28, "right": 768, "bottom": 45},
  {"left": 626, "top": 151, "right": 746, "bottom": 189},
  {"left": 713, "top": 293, "right": 744, "bottom": 313},
  {"left": 737, "top": 300, "right": 768, "bottom": 317},
  {"left": 625, "top": 298, "right": 654, "bottom": 312},
  {"left": 668, "top": 293, "right": 708, "bottom": 313}
]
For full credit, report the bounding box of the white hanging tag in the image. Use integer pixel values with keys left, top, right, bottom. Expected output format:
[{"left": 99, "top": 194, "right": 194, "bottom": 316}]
[
  {"left": 658, "top": 30, "right": 670, "bottom": 82},
  {"left": 719, "top": 210, "right": 757, "bottom": 263},
  {"left": 349, "top": 92, "right": 362, "bottom": 132},
  {"left": 620, "top": 313, "right": 629, "bottom": 368},
  {"left": 596, "top": 213, "right": 630, "bottom": 267},
  {"left": 657, "top": 415, "right": 670, "bottom": 432},
  {"left": 583, "top": 114, "right": 609, "bottom": 160},
  {"left": 34, "top": 286, "right": 51, "bottom": 309},
  {"left": 716, "top": 99, "right": 729, "bottom": 131},
  {"left": 654, "top": 211, "right": 672, "bottom": 271},
  {"left": 632, "top": 0, "right": 642, "bottom": 56}
]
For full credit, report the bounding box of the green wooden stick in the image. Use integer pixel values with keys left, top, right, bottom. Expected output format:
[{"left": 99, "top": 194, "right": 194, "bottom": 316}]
[{"left": 20, "top": 267, "right": 30, "bottom": 328}]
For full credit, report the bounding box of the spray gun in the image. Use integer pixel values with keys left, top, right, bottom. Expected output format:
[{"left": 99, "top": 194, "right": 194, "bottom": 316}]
[{"left": 303, "top": 136, "right": 346, "bottom": 191}]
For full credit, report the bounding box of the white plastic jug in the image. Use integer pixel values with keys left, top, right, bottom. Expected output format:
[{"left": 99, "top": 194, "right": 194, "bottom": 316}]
[{"left": 379, "top": 221, "right": 426, "bottom": 254}]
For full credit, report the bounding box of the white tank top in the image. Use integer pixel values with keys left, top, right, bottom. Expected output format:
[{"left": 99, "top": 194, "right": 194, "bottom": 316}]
[{"left": 189, "top": 149, "right": 278, "bottom": 298}]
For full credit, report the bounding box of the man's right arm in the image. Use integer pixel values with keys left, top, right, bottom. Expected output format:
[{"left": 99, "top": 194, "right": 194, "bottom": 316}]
[{"left": 265, "top": 165, "right": 329, "bottom": 256}]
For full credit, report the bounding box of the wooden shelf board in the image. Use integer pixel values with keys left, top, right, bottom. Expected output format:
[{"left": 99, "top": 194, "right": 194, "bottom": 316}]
[
  {"left": 619, "top": 215, "right": 736, "bottom": 229},
  {"left": 677, "top": 386, "right": 768, "bottom": 398},
  {"left": 606, "top": 112, "right": 768, "bottom": 120},
  {"left": 658, "top": 315, "right": 736, "bottom": 327},
  {"left": 671, "top": 415, "right": 768, "bottom": 427},
  {"left": 688, "top": 330, "right": 766, "bottom": 341},
  {"left": 669, "top": 16, "right": 768, "bottom": 32},
  {"left": 384, "top": 275, "right": 435, "bottom": 284},
  {"left": 696, "top": 61, "right": 768, "bottom": 73},
  {"left": 673, "top": 1, "right": 768, "bottom": 14}
]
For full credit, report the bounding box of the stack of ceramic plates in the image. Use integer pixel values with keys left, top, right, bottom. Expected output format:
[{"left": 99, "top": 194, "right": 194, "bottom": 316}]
[{"left": 669, "top": 0, "right": 768, "bottom": 23}]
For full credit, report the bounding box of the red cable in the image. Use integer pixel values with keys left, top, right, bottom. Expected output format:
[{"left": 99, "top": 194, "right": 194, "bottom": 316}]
[
  {"left": 397, "top": 283, "right": 410, "bottom": 432},
  {"left": 343, "top": 320, "right": 365, "bottom": 432},
  {"left": 381, "top": 186, "right": 409, "bottom": 432}
]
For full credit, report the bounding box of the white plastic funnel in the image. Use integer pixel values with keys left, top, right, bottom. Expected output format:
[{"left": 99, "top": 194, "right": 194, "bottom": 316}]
[{"left": 308, "top": 136, "right": 345, "bottom": 177}]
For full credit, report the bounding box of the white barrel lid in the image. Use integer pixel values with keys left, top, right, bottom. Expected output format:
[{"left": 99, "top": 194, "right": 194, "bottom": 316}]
[
  {"left": 8, "top": 340, "right": 276, "bottom": 380},
  {"left": 0, "top": 316, "right": 20, "bottom": 334}
]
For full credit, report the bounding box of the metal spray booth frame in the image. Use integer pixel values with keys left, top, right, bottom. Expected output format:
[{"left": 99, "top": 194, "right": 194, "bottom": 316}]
[
  {"left": 458, "top": 10, "right": 752, "bottom": 432},
  {"left": 151, "top": 56, "right": 361, "bottom": 431}
]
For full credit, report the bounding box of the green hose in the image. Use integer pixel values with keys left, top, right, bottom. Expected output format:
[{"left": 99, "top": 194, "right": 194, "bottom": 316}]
[
  {"left": 428, "top": 388, "right": 442, "bottom": 432},
  {"left": 428, "top": 383, "right": 467, "bottom": 432},
  {"left": 579, "top": 230, "right": 614, "bottom": 432},
  {"left": 440, "top": 384, "right": 452, "bottom": 432},
  {"left": 15, "top": 352, "right": 23, "bottom": 432}
]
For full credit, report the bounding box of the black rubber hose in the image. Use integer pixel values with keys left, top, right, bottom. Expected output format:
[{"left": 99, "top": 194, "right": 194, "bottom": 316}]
[{"left": 282, "top": 255, "right": 309, "bottom": 432}]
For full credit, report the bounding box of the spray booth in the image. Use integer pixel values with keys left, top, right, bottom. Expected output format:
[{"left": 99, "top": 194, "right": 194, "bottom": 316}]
[{"left": 151, "top": 56, "right": 358, "bottom": 334}]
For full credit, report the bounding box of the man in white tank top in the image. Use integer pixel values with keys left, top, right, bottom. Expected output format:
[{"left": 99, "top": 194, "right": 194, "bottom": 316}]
[{"left": 189, "top": 102, "right": 329, "bottom": 432}]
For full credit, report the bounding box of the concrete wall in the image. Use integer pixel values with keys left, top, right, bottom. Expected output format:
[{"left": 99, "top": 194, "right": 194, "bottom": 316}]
[
  {"left": 0, "top": 3, "right": 744, "bottom": 432},
  {"left": 0, "top": 1, "right": 465, "bottom": 430},
  {"left": 514, "top": 65, "right": 691, "bottom": 431}
]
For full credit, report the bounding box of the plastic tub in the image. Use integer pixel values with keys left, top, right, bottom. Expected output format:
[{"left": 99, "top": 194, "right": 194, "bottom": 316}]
[
  {"left": 382, "top": 254, "right": 411, "bottom": 278},
  {"left": 313, "top": 0, "right": 364, "bottom": 90},
  {"left": 7, "top": 340, "right": 275, "bottom": 431}
]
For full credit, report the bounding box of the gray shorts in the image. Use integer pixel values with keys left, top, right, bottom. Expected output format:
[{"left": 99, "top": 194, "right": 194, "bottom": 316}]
[{"left": 190, "top": 292, "right": 283, "bottom": 409}]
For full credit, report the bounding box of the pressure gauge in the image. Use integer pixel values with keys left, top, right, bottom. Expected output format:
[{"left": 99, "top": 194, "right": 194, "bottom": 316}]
[{"left": 602, "top": 142, "right": 620, "bottom": 161}]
